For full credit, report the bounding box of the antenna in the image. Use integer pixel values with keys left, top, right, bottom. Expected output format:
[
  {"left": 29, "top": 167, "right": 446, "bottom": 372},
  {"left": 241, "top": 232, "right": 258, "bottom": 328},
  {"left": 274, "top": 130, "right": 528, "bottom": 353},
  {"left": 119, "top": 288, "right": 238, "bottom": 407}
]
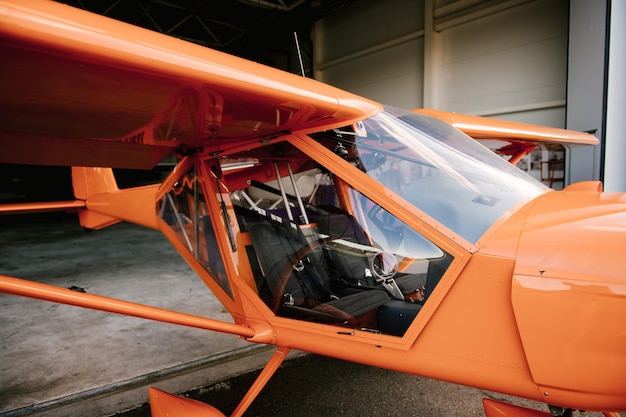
[{"left": 293, "top": 31, "right": 306, "bottom": 77}]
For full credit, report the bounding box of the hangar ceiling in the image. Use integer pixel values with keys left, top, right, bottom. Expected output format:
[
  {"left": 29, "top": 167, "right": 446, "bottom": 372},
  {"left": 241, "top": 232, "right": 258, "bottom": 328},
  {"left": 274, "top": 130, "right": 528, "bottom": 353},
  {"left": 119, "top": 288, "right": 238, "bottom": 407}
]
[{"left": 56, "top": 0, "right": 361, "bottom": 76}]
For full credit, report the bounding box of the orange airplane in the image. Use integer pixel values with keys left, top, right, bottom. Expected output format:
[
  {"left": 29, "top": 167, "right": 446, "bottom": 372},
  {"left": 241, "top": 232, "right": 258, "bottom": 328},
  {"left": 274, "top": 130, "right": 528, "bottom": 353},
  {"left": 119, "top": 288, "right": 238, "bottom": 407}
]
[{"left": 0, "top": 2, "right": 624, "bottom": 417}]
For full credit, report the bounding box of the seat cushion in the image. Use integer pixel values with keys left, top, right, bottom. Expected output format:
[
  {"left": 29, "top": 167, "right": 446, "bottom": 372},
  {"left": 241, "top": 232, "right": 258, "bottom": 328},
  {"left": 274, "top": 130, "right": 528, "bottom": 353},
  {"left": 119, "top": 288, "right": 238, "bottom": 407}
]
[
  {"left": 395, "top": 273, "right": 427, "bottom": 294},
  {"left": 313, "top": 289, "right": 389, "bottom": 319}
]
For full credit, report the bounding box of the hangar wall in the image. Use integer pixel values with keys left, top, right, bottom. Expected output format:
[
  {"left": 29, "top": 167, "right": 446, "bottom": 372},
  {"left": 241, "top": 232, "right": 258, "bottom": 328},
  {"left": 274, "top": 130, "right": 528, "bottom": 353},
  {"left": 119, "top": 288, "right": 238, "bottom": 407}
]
[
  {"left": 313, "top": 0, "right": 425, "bottom": 110},
  {"left": 314, "top": 0, "right": 568, "bottom": 124},
  {"left": 313, "top": 0, "right": 613, "bottom": 188}
]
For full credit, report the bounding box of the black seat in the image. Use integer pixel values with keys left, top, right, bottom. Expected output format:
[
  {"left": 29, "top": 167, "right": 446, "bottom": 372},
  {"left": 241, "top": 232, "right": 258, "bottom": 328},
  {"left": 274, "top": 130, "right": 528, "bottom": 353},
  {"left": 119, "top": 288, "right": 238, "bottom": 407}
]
[
  {"left": 242, "top": 211, "right": 389, "bottom": 325},
  {"left": 316, "top": 212, "right": 427, "bottom": 297}
]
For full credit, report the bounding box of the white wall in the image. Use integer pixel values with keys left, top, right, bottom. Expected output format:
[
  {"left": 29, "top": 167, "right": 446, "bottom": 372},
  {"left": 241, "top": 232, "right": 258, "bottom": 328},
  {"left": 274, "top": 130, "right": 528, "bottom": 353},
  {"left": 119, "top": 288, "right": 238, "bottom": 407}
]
[
  {"left": 315, "top": 0, "right": 568, "bottom": 126},
  {"left": 314, "top": 0, "right": 425, "bottom": 110},
  {"left": 433, "top": 0, "right": 568, "bottom": 125}
]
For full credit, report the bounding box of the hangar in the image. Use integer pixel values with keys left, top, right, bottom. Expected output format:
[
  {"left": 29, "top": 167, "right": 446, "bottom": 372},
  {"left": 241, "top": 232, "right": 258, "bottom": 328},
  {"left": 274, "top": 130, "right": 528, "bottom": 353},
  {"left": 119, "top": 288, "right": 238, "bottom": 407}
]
[{"left": 0, "top": 1, "right": 624, "bottom": 416}]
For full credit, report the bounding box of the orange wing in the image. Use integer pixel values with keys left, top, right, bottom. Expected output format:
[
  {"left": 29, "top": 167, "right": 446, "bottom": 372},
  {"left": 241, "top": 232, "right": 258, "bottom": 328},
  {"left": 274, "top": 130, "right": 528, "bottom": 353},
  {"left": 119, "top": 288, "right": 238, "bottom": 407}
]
[
  {"left": 413, "top": 108, "right": 598, "bottom": 164},
  {"left": 0, "top": 0, "right": 381, "bottom": 169}
]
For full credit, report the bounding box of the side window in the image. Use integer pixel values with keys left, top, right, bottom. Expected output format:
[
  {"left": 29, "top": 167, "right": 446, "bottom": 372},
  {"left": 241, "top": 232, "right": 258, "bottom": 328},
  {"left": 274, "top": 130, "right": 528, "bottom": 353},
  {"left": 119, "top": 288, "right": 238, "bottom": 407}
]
[
  {"left": 228, "top": 144, "right": 452, "bottom": 337},
  {"left": 158, "top": 164, "right": 232, "bottom": 298},
  {"left": 341, "top": 189, "right": 452, "bottom": 303}
]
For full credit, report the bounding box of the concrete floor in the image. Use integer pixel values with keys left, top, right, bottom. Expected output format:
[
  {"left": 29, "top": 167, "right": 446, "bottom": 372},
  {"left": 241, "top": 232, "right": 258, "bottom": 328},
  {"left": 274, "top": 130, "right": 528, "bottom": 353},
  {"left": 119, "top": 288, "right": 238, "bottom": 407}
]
[{"left": 0, "top": 213, "right": 280, "bottom": 417}]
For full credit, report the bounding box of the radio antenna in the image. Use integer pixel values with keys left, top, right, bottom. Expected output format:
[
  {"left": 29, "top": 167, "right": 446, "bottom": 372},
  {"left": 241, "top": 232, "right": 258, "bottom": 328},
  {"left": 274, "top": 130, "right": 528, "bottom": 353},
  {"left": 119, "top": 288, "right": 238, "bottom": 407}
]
[{"left": 293, "top": 31, "right": 306, "bottom": 77}]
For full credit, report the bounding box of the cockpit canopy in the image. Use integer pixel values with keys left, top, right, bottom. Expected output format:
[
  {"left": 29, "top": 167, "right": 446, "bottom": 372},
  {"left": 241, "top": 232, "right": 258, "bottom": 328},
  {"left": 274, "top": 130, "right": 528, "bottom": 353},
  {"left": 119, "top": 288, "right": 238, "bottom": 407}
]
[{"left": 325, "top": 106, "right": 548, "bottom": 244}]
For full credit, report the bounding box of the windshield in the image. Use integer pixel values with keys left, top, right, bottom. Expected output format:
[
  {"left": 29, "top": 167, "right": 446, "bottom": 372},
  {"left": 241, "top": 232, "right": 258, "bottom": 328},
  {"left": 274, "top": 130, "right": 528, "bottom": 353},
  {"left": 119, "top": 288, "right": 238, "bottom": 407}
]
[{"left": 347, "top": 106, "right": 547, "bottom": 243}]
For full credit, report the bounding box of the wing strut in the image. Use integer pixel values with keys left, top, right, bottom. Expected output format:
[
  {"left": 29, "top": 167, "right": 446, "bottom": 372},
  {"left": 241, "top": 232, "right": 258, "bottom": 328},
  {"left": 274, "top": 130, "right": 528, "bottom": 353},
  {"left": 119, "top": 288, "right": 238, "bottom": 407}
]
[{"left": 0, "top": 275, "right": 254, "bottom": 338}]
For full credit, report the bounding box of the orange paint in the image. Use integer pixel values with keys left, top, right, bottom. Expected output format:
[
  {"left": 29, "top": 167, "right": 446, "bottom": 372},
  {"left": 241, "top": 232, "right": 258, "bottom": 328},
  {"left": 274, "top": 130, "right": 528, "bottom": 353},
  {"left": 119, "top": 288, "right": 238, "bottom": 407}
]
[{"left": 0, "top": 1, "right": 624, "bottom": 416}]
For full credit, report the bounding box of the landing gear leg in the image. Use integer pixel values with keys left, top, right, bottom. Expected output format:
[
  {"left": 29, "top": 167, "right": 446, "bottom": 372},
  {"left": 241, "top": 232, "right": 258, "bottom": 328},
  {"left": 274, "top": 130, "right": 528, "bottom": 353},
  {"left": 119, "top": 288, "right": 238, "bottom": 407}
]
[{"left": 231, "top": 346, "right": 291, "bottom": 417}]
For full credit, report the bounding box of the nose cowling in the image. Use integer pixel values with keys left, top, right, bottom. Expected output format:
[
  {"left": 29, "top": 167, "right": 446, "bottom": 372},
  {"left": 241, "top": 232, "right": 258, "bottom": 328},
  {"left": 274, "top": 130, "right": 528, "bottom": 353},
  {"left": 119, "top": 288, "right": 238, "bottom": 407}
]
[
  {"left": 515, "top": 190, "right": 626, "bottom": 283},
  {"left": 509, "top": 189, "right": 626, "bottom": 411}
]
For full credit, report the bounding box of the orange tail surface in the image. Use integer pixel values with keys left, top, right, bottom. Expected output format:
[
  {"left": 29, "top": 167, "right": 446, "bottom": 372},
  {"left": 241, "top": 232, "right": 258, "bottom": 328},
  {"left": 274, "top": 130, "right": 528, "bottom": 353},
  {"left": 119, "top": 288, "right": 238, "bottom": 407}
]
[{"left": 71, "top": 166, "right": 159, "bottom": 230}]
